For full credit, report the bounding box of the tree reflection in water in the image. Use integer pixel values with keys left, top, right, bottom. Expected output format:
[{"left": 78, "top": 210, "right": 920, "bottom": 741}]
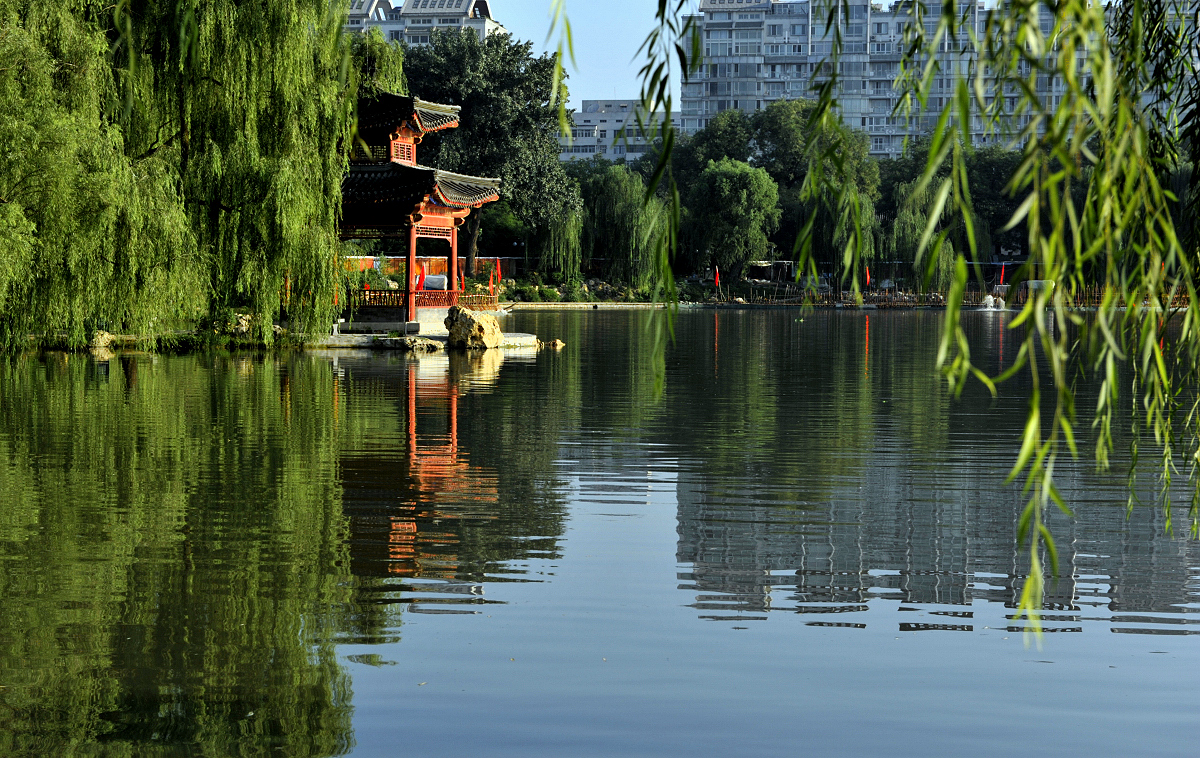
[{"left": 0, "top": 346, "right": 567, "bottom": 755}]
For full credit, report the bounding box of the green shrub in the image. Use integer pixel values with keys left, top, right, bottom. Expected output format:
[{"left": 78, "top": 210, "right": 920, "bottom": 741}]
[
  {"left": 538, "top": 286, "right": 559, "bottom": 302},
  {"left": 515, "top": 284, "right": 541, "bottom": 302}
]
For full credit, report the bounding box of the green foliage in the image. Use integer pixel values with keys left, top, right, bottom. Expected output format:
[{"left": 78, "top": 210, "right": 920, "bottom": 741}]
[
  {"left": 351, "top": 27, "right": 408, "bottom": 97},
  {"left": 0, "top": 1, "right": 206, "bottom": 347},
  {"left": 892, "top": 179, "right": 956, "bottom": 289},
  {"left": 532, "top": 206, "right": 584, "bottom": 280},
  {"left": 686, "top": 158, "right": 781, "bottom": 275},
  {"left": 475, "top": 200, "right": 528, "bottom": 258},
  {"left": 0, "top": 0, "right": 368, "bottom": 347},
  {"left": 114, "top": 0, "right": 356, "bottom": 341}
]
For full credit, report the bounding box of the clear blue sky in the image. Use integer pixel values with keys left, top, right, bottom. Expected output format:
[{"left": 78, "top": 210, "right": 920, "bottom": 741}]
[{"left": 495, "top": 0, "right": 694, "bottom": 109}]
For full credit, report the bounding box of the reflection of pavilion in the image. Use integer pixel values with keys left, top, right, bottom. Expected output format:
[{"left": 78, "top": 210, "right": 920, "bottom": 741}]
[{"left": 338, "top": 353, "right": 503, "bottom": 582}]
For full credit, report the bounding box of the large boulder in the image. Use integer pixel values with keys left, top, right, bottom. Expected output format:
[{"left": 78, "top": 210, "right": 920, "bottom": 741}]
[{"left": 445, "top": 305, "right": 502, "bottom": 349}]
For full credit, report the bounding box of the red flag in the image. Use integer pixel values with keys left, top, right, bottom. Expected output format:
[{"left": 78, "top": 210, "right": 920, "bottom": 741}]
[
  {"left": 416, "top": 263, "right": 426, "bottom": 291},
  {"left": 489, "top": 265, "right": 495, "bottom": 295},
  {"left": 461, "top": 270, "right": 466, "bottom": 291},
  {"left": 1000, "top": 263, "right": 1005, "bottom": 285},
  {"left": 866, "top": 266, "right": 871, "bottom": 287},
  {"left": 714, "top": 266, "right": 720, "bottom": 287}
]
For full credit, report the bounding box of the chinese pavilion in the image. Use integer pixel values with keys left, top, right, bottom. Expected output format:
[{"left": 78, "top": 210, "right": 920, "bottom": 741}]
[{"left": 341, "top": 93, "right": 501, "bottom": 321}]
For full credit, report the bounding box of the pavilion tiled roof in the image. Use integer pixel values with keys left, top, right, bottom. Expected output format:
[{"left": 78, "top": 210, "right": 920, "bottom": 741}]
[
  {"left": 356, "top": 93, "right": 461, "bottom": 135},
  {"left": 430, "top": 168, "right": 501, "bottom": 208},
  {"left": 341, "top": 162, "right": 501, "bottom": 212}
]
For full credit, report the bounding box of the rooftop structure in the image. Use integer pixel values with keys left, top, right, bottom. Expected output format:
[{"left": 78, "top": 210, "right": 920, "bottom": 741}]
[
  {"left": 558, "top": 100, "right": 681, "bottom": 162},
  {"left": 344, "top": 0, "right": 507, "bottom": 45}
]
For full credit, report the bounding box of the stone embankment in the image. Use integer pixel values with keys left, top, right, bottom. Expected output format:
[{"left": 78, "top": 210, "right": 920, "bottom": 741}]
[{"left": 313, "top": 305, "right": 557, "bottom": 351}]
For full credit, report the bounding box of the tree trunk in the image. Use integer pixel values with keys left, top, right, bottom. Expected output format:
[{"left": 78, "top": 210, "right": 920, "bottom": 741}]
[{"left": 465, "top": 208, "right": 483, "bottom": 278}]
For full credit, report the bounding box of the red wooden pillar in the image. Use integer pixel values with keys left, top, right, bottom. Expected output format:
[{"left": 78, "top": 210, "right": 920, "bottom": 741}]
[
  {"left": 449, "top": 225, "right": 459, "bottom": 306},
  {"left": 406, "top": 222, "right": 418, "bottom": 321}
]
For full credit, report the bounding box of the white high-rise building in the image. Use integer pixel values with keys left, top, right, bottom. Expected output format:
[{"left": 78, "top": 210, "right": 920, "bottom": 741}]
[
  {"left": 345, "top": 0, "right": 507, "bottom": 45},
  {"left": 681, "top": 0, "right": 1108, "bottom": 158}
]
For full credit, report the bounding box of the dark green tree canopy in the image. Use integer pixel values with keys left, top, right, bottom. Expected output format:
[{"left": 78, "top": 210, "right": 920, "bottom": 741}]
[
  {"left": 686, "top": 158, "right": 781, "bottom": 274},
  {"left": 402, "top": 29, "right": 579, "bottom": 272}
]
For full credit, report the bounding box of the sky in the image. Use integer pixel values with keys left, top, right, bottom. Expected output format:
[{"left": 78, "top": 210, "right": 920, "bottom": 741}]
[{"left": 492, "top": 0, "right": 695, "bottom": 109}]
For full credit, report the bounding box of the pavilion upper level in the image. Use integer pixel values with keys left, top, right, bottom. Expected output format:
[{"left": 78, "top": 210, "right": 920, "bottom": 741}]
[{"left": 342, "top": 92, "right": 500, "bottom": 236}]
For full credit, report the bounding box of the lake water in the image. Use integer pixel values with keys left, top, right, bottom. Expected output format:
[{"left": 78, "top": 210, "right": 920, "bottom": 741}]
[{"left": 1, "top": 309, "right": 1197, "bottom": 756}]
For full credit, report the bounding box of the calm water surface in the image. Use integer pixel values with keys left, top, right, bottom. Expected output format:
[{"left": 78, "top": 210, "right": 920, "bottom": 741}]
[{"left": 1, "top": 309, "right": 1197, "bottom": 756}]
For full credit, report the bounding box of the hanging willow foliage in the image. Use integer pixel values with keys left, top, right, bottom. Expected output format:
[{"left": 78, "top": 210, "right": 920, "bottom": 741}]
[
  {"left": 0, "top": 0, "right": 363, "bottom": 346},
  {"left": 581, "top": 164, "right": 668, "bottom": 290},
  {"left": 892, "top": 179, "right": 957, "bottom": 290},
  {"left": 0, "top": 0, "right": 205, "bottom": 347},
  {"left": 111, "top": 0, "right": 356, "bottom": 341},
  {"left": 533, "top": 205, "right": 584, "bottom": 280},
  {"left": 612, "top": 0, "right": 1200, "bottom": 633}
]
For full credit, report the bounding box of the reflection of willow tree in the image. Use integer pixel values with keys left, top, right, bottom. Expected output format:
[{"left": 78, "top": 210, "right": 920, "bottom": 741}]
[
  {"left": 655, "top": 311, "right": 952, "bottom": 505},
  {"left": 0, "top": 354, "right": 353, "bottom": 755},
  {"left": 451, "top": 350, "right": 576, "bottom": 573}
]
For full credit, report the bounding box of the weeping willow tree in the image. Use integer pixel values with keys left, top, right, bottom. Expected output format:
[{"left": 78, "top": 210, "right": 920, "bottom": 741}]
[
  {"left": 112, "top": 0, "right": 357, "bottom": 340},
  {"left": 579, "top": 164, "right": 668, "bottom": 289},
  {"left": 0, "top": 0, "right": 206, "bottom": 347},
  {"left": 0, "top": 0, "right": 365, "bottom": 347},
  {"left": 531, "top": 205, "right": 584, "bottom": 280},
  {"left": 892, "top": 179, "right": 956, "bottom": 291}
]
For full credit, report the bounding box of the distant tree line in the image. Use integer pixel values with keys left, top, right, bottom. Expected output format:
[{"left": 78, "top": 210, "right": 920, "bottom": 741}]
[{"left": 472, "top": 99, "right": 1030, "bottom": 291}]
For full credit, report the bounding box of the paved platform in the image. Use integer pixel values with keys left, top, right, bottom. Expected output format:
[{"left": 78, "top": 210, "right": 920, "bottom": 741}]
[{"left": 312, "top": 332, "right": 539, "bottom": 350}]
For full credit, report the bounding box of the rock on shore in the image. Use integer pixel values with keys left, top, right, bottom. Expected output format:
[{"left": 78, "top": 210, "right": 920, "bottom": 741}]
[{"left": 445, "top": 305, "right": 502, "bottom": 349}]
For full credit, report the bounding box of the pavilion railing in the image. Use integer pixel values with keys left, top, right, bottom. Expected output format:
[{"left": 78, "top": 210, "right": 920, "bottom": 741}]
[
  {"left": 458, "top": 293, "right": 500, "bottom": 310},
  {"left": 349, "top": 290, "right": 500, "bottom": 311}
]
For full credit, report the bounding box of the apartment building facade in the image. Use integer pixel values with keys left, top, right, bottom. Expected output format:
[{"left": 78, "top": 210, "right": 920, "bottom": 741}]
[
  {"left": 344, "top": 0, "right": 506, "bottom": 45},
  {"left": 681, "top": 0, "right": 1039, "bottom": 158}
]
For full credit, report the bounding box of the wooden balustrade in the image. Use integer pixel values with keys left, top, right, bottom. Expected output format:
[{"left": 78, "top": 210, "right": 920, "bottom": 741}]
[{"left": 349, "top": 289, "right": 499, "bottom": 311}]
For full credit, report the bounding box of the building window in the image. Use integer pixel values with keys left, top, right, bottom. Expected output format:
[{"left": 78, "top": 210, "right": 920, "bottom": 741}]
[
  {"left": 390, "top": 30, "right": 401, "bottom": 40},
  {"left": 872, "top": 136, "right": 886, "bottom": 150},
  {"left": 874, "top": 22, "right": 889, "bottom": 34},
  {"left": 767, "top": 24, "right": 783, "bottom": 36},
  {"left": 408, "top": 34, "right": 429, "bottom": 44},
  {"left": 791, "top": 23, "right": 806, "bottom": 35}
]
